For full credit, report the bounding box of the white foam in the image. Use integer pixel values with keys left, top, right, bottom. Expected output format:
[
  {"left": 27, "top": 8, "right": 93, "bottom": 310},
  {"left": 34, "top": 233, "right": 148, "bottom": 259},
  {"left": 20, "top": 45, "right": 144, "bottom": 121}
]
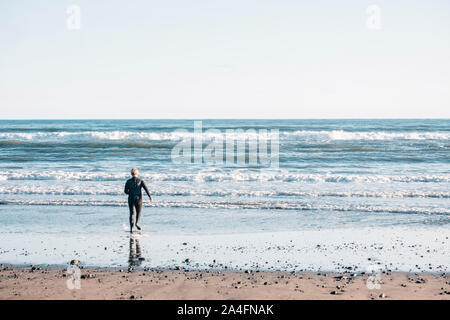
[
  {"left": 0, "top": 130, "right": 448, "bottom": 142},
  {"left": 0, "top": 185, "right": 449, "bottom": 199},
  {"left": 2, "top": 199, "right": 449, "bottom": 215},
  {"left": 1, "top": 169, "right": 449, "bottom": 183},
  {"left": 287, "top": 130, "right": 450, "bottom": 141},
  {"left": 0, "top": 130, "right": 272, "bottom": 142}
]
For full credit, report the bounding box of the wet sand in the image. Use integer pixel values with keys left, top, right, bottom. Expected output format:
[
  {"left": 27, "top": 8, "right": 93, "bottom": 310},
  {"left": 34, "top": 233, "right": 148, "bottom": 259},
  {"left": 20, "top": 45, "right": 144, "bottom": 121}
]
[{"left": 0, "top": 265, "right": 448, "bottom": 300}]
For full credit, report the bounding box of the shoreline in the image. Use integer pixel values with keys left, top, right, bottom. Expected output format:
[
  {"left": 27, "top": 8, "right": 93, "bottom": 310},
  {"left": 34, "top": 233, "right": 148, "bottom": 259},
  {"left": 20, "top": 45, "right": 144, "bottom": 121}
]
[
  {"left": 0, "top": 262, "right": 448, "bottom": 277},
  {"left": 1, "top": 227, "right": 448, "bottom": 274},
  {"left": 1, "top": 265, "right": 448, "bottom": 300}
]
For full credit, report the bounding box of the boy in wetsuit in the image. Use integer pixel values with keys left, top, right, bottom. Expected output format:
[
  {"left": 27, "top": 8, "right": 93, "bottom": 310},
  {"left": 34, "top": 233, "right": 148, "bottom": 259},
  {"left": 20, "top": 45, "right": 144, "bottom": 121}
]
[{"left": 124, "top": 168, "right": 152, "bottom": 233}]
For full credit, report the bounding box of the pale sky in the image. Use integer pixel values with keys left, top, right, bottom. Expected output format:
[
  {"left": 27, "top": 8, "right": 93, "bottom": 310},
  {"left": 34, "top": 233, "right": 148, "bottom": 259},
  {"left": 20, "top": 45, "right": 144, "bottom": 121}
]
[{"left": 1, "top": 0, "right": 449, "bottom": 119}]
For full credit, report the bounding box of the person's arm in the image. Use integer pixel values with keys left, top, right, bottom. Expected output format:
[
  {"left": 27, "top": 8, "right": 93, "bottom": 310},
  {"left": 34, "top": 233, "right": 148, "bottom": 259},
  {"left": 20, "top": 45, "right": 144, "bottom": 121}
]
[
  {"left": 142, "top": 180, "right": 152, "bottom": 201},
  {"left": 124, "top": 180, "right": 130, "bottom": 195}
]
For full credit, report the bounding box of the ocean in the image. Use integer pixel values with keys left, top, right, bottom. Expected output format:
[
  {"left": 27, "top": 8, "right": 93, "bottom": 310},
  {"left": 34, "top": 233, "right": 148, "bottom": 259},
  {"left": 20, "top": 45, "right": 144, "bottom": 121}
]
[{"left": 0, "top": 119, "right": 449, "bottom": 272}]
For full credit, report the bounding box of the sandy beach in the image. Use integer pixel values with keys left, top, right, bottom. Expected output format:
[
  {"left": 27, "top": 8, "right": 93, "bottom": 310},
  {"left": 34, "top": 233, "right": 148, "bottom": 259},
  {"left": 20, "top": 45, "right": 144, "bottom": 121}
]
[{"left": 0, "top": 265, "right": 448, "bottom": 300}]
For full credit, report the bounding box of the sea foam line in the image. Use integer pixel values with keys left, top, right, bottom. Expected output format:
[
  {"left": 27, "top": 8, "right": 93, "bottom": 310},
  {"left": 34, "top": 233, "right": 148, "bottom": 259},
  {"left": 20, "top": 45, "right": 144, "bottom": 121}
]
[
  {"left": 1, "top": 199, "right": 449, "bottom": 215},
  {"left": 0, "top": 130, "right": 449, "bottom": 142},
  {"left": 0, "top": 186, "right": 449, "bottom": 198},
  {"left": 1, "top": 170, "right": 450, "bottom": 183}
]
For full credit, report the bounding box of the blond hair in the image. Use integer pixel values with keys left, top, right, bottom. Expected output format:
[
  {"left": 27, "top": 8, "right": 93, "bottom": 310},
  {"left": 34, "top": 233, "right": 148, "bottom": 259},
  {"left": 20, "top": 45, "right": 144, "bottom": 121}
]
[{"left": 130, "top": 168, "right": 139, "bottom": 177}]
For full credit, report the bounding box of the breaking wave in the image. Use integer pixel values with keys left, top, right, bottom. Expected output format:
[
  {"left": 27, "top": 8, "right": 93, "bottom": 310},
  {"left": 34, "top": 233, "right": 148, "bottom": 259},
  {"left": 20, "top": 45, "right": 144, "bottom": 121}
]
[
  {"left": 0, "top": 186, "right": 449, "bottom": 199},
  {"left": 1, "top": 170, "right": 450, "bottom": 183},
  {"left": 0, "top": 130, "right": 448, "bottom": 143}
]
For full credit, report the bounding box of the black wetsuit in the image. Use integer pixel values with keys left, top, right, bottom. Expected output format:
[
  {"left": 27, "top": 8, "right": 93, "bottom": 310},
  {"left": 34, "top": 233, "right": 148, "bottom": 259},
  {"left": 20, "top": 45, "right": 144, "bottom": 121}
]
[{"left": 124, "top": 177, "right": 151, "bottom": 229}]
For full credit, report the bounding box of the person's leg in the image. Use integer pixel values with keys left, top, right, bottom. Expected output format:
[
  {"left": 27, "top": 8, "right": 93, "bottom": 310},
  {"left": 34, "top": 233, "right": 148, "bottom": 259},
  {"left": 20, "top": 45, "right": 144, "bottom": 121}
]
[
  {"left": 128, "top": 197, "right": 135, "bottom": 232},
  {"left": 135, "top": 197, "right": 143, "bottom": 230}
]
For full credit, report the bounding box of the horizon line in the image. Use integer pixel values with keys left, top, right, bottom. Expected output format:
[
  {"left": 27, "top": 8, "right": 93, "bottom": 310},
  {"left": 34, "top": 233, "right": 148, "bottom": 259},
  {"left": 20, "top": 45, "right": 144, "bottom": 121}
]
[{"left": 1, "top": 117, "right": 449, "bottom": 121}]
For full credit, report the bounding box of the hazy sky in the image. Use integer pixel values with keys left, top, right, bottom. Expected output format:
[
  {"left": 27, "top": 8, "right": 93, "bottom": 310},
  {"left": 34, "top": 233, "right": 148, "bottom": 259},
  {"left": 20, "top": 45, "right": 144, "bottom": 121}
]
[{"left": 1, "top": 0, "right": 449, "bottom": 119}]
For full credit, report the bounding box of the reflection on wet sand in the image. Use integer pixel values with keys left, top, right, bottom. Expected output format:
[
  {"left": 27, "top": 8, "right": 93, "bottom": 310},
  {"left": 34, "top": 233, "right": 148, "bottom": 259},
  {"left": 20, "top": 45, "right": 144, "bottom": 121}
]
[{"left": 128, "top": 237, "right": 145, "bottom": 267}]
